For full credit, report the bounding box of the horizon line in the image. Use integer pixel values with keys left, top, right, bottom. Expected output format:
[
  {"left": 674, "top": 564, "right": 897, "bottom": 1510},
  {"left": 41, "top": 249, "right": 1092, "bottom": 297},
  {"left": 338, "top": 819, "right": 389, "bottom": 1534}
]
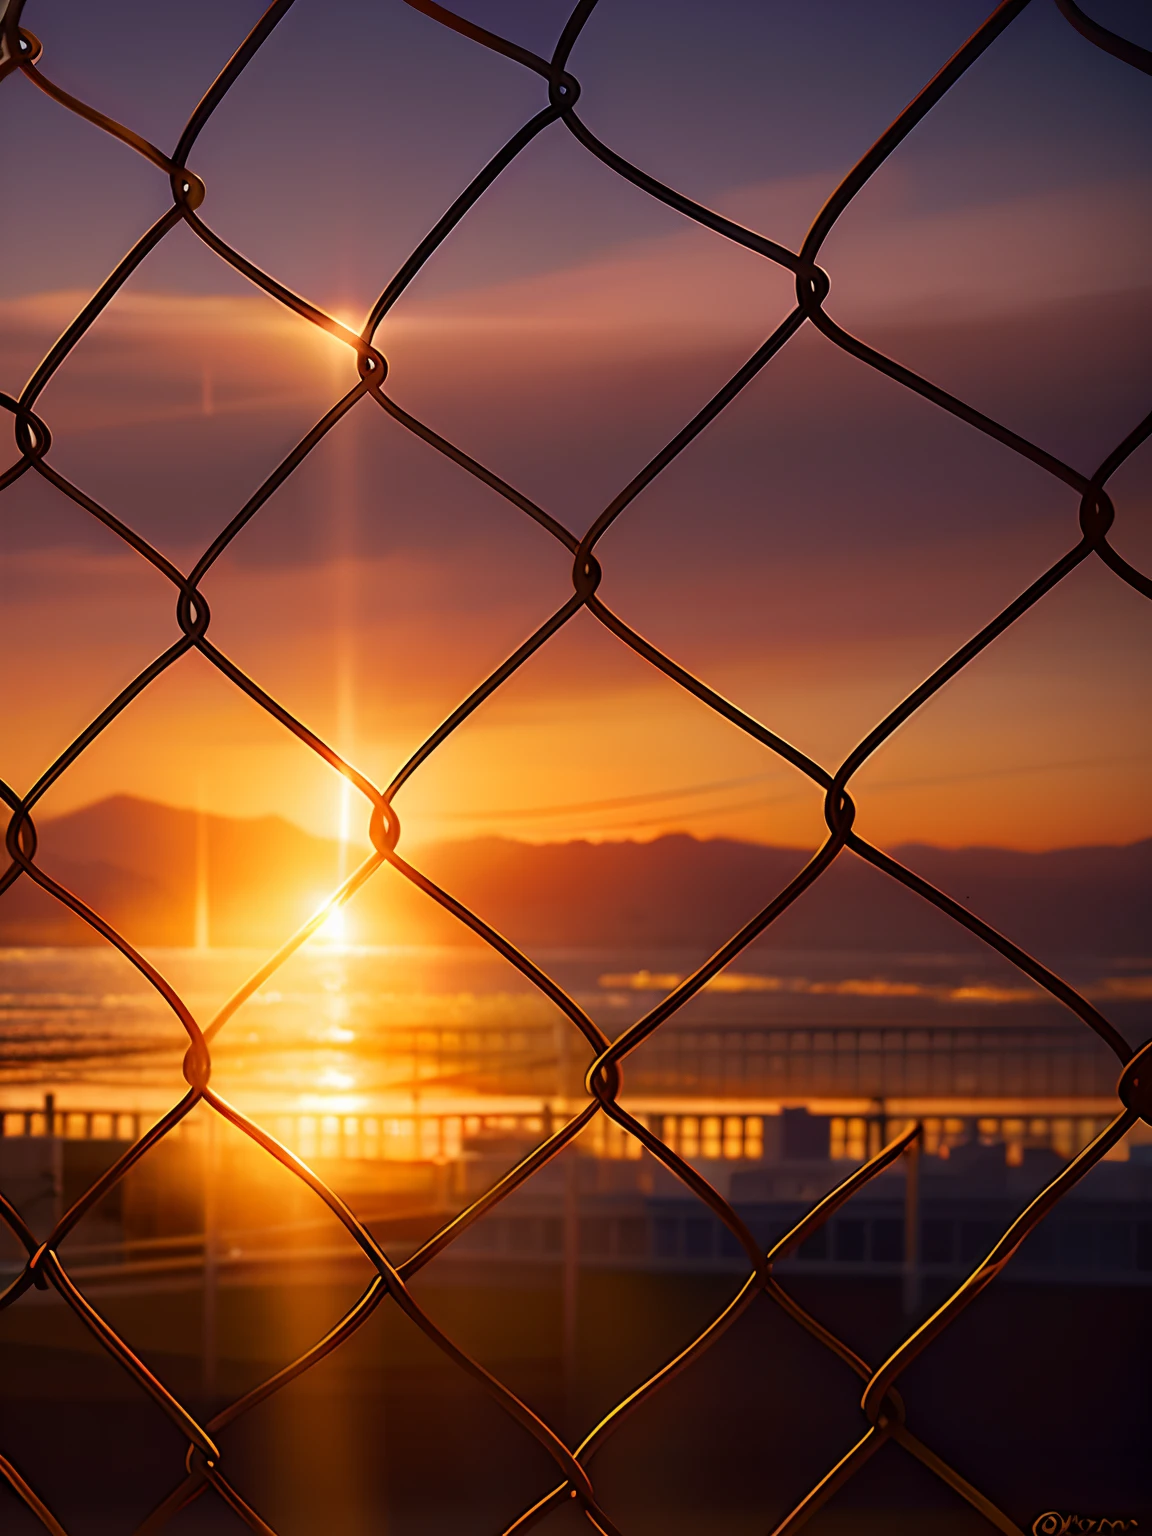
[{"left": 33, "top": 790, "right": 1152, "bottom": 857}]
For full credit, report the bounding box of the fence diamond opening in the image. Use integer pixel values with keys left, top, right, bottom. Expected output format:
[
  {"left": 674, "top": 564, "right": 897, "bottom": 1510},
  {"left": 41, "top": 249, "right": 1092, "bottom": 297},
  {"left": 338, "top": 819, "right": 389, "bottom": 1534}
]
[{"left": 2, "top": 1, "right": 1150, "bottom": 1533}]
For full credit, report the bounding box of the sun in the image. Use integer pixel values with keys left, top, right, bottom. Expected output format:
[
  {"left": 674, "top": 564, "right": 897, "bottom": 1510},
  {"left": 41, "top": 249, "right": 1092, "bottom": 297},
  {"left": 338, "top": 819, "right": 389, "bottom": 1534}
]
[{"left": 308, "top": 896, "right": 353, "bottom": 948}]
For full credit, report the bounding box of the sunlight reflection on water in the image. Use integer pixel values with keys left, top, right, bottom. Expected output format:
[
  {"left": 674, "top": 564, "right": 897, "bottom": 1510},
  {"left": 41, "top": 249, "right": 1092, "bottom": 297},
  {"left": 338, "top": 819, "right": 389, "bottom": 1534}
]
[{"left": 0, "top": 944, "right": 1144, "bottom": 1115}]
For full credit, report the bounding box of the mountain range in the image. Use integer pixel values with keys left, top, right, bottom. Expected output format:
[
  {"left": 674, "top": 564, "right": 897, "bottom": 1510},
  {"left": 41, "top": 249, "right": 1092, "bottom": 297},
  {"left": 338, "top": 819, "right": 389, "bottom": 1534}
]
[{"left": 1, "top": 795, "right": 1148, "bottom": 962}]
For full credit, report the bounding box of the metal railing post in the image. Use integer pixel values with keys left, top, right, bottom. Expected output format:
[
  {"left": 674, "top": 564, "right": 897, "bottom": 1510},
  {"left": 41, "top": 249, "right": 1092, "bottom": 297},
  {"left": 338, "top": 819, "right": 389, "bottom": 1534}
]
[
  {"left": 556, "top": 1018, "right": 579, "bottom": 1433},
  {"left": 903, "top": 1132, "right": 921, "bottom": 1318},
  {"left": 202, "top": 1113, "right": 219, "bottom": 1403}
]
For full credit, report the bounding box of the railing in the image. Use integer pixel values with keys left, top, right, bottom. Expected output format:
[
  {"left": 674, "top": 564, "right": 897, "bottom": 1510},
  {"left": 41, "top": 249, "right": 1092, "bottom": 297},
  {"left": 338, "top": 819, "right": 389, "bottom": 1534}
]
[
  {"left": 636, "top": 1022, "right": 1124, "bottom": 1101},
  {"left": 452, "top": 1192, "right": 1152, "bottom": 1288},
  {"left": 2, "top": 2, "right": 1150, "bottom": 1534},
  {"left": 8, "top": 1190, "right": 1147, "bottom": 1290},
  {"left": 2, "top": 1019, "right": 1126, "bottom": 1107},
  {"left": 0, "top": 1096, "right": 1128, "bottom": 1168}
]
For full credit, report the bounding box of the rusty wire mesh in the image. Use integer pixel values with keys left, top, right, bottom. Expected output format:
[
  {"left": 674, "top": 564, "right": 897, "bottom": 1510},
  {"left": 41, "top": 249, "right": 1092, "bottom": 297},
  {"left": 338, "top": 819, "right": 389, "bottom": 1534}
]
[{"left": 1, "top": 1, "right": 1150, "bottom": 1532}]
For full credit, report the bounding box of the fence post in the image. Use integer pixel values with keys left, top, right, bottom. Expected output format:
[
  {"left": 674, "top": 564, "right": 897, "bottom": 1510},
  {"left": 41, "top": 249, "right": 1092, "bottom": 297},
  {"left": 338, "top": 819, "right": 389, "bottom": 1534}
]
[
  {"left": 556, "top": 1019, "right": 579, "bottom": 1433},
  {"left": 202, "top": 1113, "right": 219, "bottom": 1402},
  {"left": 868, "top": 1096, "right": 887, "bottom": 1160},
  {"left": 903, "top": 1132, "right": 921, "bottom": 1318}
]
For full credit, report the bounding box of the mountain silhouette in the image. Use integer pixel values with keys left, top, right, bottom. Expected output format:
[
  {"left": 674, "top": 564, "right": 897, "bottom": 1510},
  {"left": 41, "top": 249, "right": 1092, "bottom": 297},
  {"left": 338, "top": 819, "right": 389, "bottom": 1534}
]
[{"left": 1, "top": 795, "right": 1147, "bottom": 962}]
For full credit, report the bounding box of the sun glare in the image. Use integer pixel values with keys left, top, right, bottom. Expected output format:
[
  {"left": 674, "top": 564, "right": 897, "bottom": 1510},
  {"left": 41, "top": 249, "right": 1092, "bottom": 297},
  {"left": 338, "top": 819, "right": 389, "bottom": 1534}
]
[{"left": 309, "top": 897, "right": 352, "bottom": 948}]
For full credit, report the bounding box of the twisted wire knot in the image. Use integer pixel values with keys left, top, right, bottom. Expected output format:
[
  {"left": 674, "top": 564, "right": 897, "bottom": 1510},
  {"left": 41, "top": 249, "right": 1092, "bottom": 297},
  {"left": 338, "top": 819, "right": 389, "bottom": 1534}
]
[
  {"left": 369, "top": 800, "right": 402, "bottom": 855},
  {"left": 169, "top": 170, "right": 206, "bottom": 211},
  {"left": 175, "top": 587, "right": 212, "bottom": 643},
  {"left": 795, "top": 263, "right": 831, "bottom": 311},
  {"left": 572, "top": 549, "right": 603, "bottom": 600},
  {"left": 3, "top": 392, "right": 51, "bottom": 466},
  {"left": 1079, "top": 485, "right": 1115, "bottom": 542},
  {"left": 548, "top": 68, "right": 580, "bottom": 110}
]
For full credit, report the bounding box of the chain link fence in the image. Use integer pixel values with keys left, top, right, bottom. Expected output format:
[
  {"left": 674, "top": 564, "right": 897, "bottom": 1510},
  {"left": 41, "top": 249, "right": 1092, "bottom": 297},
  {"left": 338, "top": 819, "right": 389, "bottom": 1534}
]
[{"left": 1, "top": 1, "right": 1150, "bottom": 1532}]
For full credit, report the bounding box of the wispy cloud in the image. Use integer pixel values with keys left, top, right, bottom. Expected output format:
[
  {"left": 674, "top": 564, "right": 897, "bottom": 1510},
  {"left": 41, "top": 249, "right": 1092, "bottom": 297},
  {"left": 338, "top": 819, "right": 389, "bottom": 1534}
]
[
  {"left": 389, "top": 171, "right": 1152, "bottom": 336},
  {"left": 597, "top": 969, "right": 1060, "bottom": 1005}
]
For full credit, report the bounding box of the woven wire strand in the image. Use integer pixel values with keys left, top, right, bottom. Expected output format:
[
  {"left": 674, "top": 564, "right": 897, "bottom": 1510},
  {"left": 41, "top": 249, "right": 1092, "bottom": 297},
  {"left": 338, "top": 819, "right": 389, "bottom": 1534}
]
[{"left": 1, "top": 1, "right": 1150, "bottom": 1533}]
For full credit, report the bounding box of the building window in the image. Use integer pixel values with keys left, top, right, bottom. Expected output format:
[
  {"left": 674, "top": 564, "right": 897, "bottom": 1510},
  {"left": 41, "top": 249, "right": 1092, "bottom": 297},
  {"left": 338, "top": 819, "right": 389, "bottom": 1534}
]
[
  {"left": 685, "top": 1218, "right": 713, "bottom": 1258},
  {"left": 798, "top": 1227, "right": 827, "bottom": 1262},
  {"left": 871, "top": 1219, "right": 903, "bottom": 1263},
  {"left": 834, "top": 1221, "right": 866, "bottom": 1262},
  {"left": 580, "top": 1217, "right": 611, "bottom": 1256},
  {"left": 654, "top": 1218, "right": 679, "bottom": 1258},
  {"left": 921, "top": 1220, "right": 953, "bottom": 1265},
  {"left": 618, "top": 1218, "right": 647, "bottom": 1258}
]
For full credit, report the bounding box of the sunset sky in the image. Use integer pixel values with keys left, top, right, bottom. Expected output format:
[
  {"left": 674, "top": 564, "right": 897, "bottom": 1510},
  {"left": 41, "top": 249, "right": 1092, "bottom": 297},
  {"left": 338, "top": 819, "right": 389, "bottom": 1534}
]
[{"left": 2, "top": 0, "right": 1150, "bottom": 853}]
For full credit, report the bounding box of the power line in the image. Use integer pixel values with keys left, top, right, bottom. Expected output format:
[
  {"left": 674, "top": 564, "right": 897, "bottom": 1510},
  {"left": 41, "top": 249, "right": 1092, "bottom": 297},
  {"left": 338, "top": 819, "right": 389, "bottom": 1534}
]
[{"left": 421, "top": 749, "right": 1152, "bottom": 834}]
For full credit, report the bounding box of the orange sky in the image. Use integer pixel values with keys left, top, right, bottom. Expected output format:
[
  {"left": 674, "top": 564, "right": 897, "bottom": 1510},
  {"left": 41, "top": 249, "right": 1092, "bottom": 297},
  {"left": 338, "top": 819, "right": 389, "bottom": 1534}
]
[
  {"left": 4, "top": 23, "right": 1150, "bottom": 855},
  {"left": 3, "top": 257, "right": 1149, "bottom": 852}
]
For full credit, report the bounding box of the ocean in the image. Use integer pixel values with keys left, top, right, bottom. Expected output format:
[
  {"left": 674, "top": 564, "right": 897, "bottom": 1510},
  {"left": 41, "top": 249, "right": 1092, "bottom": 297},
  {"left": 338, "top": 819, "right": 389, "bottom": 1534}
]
[{"left": 0, "top": 943, "right": 1145, "bottom": 1116}]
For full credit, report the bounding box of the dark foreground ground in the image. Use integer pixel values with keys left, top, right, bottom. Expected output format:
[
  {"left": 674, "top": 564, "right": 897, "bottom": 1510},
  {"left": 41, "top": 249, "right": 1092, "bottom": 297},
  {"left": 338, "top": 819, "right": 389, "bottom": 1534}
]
[{"left": 1, "top": 1265, "right": 1148, "bottom": 1535}]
